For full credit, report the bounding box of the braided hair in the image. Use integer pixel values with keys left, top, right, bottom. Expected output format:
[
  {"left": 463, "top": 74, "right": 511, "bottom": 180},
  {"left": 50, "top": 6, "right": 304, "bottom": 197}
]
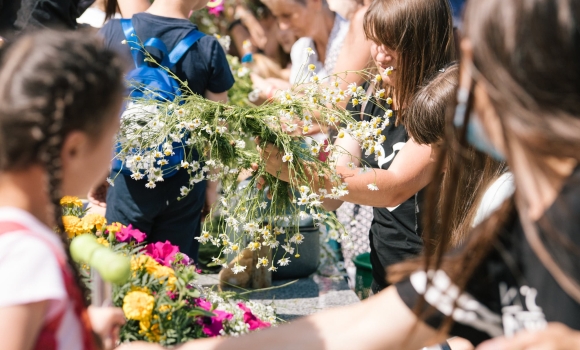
[{"left": 0, "top": 30, "right": 125, "bottom": 303}]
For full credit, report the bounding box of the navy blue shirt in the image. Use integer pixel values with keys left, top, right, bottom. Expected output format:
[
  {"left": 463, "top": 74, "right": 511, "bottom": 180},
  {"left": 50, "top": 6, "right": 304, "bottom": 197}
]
[{"left": 100, "top": 12, "right": 234, "bottom": 95}]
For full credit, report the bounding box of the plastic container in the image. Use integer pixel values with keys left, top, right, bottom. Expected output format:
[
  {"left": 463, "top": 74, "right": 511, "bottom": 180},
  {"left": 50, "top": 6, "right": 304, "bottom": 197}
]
[{"left": 353, "top": 252, "right": 373, "bottom": 300}]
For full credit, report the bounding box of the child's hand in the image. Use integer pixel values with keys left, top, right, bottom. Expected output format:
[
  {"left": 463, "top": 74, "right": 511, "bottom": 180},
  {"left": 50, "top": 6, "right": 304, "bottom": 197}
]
[{"left": 88, "top": 306, "right": 125, "bottom": 350}]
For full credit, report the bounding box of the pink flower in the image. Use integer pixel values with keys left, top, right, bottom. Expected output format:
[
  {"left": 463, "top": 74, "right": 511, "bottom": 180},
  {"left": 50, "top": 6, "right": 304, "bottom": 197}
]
[
  {"left": 145, "top": 241, "right": 179, "bottom": 266},
  {"left": 115, "top": 224, "right": 146, "bottom": 243},
  {"left": 195, "top": 298, "right": 233, "bottom": 336},
  {"left": 208, "top": 4, "right": 224, "bottom": 16},
  {"left": 238, "top": 303, "right": 271, "bottom": 330}
]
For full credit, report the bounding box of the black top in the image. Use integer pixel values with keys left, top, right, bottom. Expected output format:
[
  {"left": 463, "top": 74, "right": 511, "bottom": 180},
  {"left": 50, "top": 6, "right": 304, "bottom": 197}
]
[
  {"left": 346, "top": 83, "right": 424, "bottom": 291},
  {"left": 396, "top": 166, "right": 580, "bottom": 345},
  {"left": 100, "top": 12, "right": 235, "bottom": 96}
]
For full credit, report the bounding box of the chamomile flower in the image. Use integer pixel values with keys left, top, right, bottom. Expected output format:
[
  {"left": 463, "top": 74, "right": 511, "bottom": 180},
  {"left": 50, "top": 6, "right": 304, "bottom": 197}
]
[
  {"left": 282, "top": 153, "right": 294, "bottom": 162},
  {"left": 232, "top": 263, "right": 247, "bottom": 274},
  {"left": 290, "top": 233, "right": 305, "bottom": 244},
  {"left": 337, "top": 129, "right": 346, "bottom": 138},
  {"left": 256, "top": 257, "right": 269, "bottom": 268},
  {"left": 310, "top": 145, "right": 320, "bottom": 156},
  {"left": 180, "top": 186, "right": 190, "bottom": 196},
  {"left": 375, "top": 89, "right": 386, "bottom": 99},
  {"left": 157, "top": 159, "right": 169, "bottom": 166},
  {"left": 278, "top": 257, "right": 291, "bottom": 266},
  {"left": 145, "top": 181, "right": 156, "bottom": 189},
  {"left": 305, "top": 47, "right": 315, "bottom": 57},
  {"left": 373, "top": 74, "right": 382, "bottom": 83},
  {"left": 297, "top": 197, "right": 309, "bottom": 206},
  {"left": 367, "top": 183, "right": 379, "bottom": 191},
  {"left": 308, "top": 64, "right": 316, "bottom": 71},
  {"left": 385, "top": 109, "right": 393, "bottom": 118},
  {"left": 310, "top": 75, "right": 320, "bottom": 83},
  {"left": 195, "top": 231, "right": 211, "bottom": 243},
  {"left": 347, "top": 162, "right": 356, "bottom": 169},
  {"left": 385, "top": 66, "right": 394, "bottom": 75},
  {"left": 106, "top": 178, "right": 114, "bottom": 186},
  {"left": 130, "top": 172, "right": 144, "bottom": 180},
  {"left": 386, "top": 97, "right": 393, "bottom": 105},
  {"left": 268, "top": 266, "right": 278, "bottom": 272},
  {"left": 303, "top": 125, "right": 311, "bottom": 134},
  {"left": 352, "top": 98, "right": 360, "bottom": 106}
]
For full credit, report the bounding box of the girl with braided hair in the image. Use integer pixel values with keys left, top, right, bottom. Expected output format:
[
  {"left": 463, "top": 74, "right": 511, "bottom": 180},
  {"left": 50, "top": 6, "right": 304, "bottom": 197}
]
[{"left": 0, "top": 30, "right": 127, "bottom": 350}]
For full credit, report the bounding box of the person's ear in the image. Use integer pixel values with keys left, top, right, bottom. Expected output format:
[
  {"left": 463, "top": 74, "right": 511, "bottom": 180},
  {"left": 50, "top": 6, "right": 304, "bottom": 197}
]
[{"left": 61, "top": 131, "right": 90, "bottom": 170}]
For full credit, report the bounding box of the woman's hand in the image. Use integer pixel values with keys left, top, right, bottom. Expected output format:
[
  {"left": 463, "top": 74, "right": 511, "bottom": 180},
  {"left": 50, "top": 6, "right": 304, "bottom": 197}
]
[
  {"left": 476, "top": 323, "right": 580, "bottom": 350},
  {"left": 87, "top": 306, "right": 126, "bottom": 350},
  {"left": 255, "top": 139, "right": 291, "bottom": 182}
]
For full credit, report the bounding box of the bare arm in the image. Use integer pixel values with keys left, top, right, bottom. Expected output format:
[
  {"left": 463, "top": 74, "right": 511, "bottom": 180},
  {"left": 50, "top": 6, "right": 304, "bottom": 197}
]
[
  {"left": 116, "top": 286, "right": 443, "bottom": 350},
  {"left": 261, "top": 138, "right": 439, "bottom": 208},
  {"left": 336, "top": 139, "right": 438, "bottom": 207},
  {"left": 0, "top": 301, "right": 49, "bottom": 350},
  {"left": 205, "top": 90, "right": 229, "bottom": 103},
  {"left": 117, "top": 0, "right": 150, "bottom": 18},
  {"left": 323, "top": 133, "right": 362, "bottom": 211}
]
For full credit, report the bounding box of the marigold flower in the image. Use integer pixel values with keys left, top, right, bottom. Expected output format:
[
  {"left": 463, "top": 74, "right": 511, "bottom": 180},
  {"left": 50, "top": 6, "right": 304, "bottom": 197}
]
[
  {"left": 80, "top": 214, "right": 107, "bottom": 233},
  {"left": 96, "top": 237, "right": 109, "bottom": 247},
  {"left": 123, "top": 291, "right": 155, "bottom": 321},
  {"left": 62, "top": 215, "right": 82, "bottom": 238},
  {"left": 60, "top": 196, "right": 83, "bottom": 207}
]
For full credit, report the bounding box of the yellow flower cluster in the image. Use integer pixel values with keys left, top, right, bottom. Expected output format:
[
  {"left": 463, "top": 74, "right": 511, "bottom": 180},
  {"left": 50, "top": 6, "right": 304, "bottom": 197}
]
[
  {"left": 80, "top": 213, "right": 107, "bottom": 232},
  {"left": 123, "top": 291, "right": 155, "bottom": 321},
  {"left": 106, "top": 222, "right": 125, "bottom": 235},
  {"left": 62, "top": 216, "right": 83, "bottom": 238},
  {"left": 96, "top": 237, "right": 109, "bottom": 247},
  {"left": 131, "top": 255, "right": 177, "bottom": 289},
  {"left": 60, "top": 196, "right": 83, "bottom": 207},
  {"left": 62, "top": 213, "right": 107, "bottom": 238}
]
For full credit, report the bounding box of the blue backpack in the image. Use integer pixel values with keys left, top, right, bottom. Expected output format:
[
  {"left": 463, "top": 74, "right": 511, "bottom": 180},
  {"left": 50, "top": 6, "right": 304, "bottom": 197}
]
[{"left": 111, "top": 18, "right": 205, "bottom": 178}]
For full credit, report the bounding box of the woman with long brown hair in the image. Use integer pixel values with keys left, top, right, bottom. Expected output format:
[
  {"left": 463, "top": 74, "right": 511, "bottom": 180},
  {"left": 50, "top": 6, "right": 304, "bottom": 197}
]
[{"left": 119, "top": 0, "right": 580, "bottom": 348}]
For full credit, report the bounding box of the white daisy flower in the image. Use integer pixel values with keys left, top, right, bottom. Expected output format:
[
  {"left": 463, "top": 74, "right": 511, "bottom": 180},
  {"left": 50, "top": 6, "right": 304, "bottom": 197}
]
[
  {"left": 278, "top": 257, "right": 291, "bottom": 266},
  {"left": 367, "top": 183, "right": 379, "bottom": 191}
]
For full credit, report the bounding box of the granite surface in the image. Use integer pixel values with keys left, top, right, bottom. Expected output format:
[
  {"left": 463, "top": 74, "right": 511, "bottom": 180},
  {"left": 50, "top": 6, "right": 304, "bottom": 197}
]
[{"left": 195, "top": 274, "right": 360, "bottom": 321}]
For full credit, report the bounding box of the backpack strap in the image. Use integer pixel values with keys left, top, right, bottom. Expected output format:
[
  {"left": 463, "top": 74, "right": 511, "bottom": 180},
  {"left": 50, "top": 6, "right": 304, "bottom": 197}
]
[
  {"left": 121, "top": 19, "right": 172, "bottom": 68},
  {"left": 120, "top": 19, "right": 140, "bottom": 68},
  {"left": 168, "top": 30, "right": 205, "bottom": 69}
]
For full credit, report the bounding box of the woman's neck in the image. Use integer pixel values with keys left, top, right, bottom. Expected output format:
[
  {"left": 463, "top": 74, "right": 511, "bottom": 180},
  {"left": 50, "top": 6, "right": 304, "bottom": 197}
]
[
  {"left": 0, "top": 167, "right": 52, "bottom": 226},
  {"left": 311, "top": 8, "right": 335, "bottom": 64},
  {"left": 146, "top": 0, "right": 192, "bottom": 19},
  {"left": 511, "top": 145, "right": 577, "bottom": 221}
]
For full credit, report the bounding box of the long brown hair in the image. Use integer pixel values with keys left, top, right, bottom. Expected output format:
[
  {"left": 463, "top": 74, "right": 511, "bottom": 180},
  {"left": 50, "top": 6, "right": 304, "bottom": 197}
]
[
  {"left": 0, "top": 31, "right": 124, "bottom": 302},
  {"left": 405, "top": 64, "right": 505, "bottom": 248},
  {"left": 363, "top": 0, "right": 456, "bottom": 126},
  {"left": 392, "top": 0, "right": 580, "bottom": 333}
]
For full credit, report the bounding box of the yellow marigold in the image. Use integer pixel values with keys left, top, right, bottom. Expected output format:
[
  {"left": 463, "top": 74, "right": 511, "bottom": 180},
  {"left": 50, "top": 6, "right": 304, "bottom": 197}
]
[
  {"left": 106, "top": 222, "right": 125, "bottom": 234},
  {"left": 152, "top": 265, "right": 177, "bottom": 289},
  {"left": 62, "top": 215, "right": 82, "bottom": 238},
  {"left": 138, "top": 317, "right": 163, "bottom": 342},
  {"left": 96, "top": 237, "right": 109, "bottom": 247},
  {"left": 80, "top": 213, "right": 107, "bottom": 233},
  {"left": 131, "top": 255, "right": 161, "bottom": 275},
  {"left": 122, "top": 291, "right": 155, "bottom": 321},
  {"left": 60, "top": 196, "right": 83, "bottom": 207}
]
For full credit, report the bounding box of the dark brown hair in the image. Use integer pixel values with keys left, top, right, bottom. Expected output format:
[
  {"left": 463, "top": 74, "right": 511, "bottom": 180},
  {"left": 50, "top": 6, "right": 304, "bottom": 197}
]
[
  {"left": 363, "top": 0, "right": 456, "bottom": 125},
  {"left": 0, "top": 30, "right": 124, "bottom": 302},
  {"left": 392, "top": 0, "right": 580, "bottom": 334},
  {"left": 405, "top": 63, "right": 504, "bottom": 248},
  {"left": 405, "top": 64, "right": 459, "bottom": 145}
]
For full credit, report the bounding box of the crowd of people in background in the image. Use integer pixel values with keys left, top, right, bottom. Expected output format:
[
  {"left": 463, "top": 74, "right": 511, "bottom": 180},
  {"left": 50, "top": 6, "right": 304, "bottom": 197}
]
[{"left": 1, "top": 0, "right": 580, "bottom": 349}]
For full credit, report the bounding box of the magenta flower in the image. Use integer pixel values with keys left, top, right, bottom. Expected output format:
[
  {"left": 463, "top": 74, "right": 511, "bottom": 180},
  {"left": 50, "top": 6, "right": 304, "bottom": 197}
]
[
  {"left": 115, "top": 224, "right": 146, "bottom": 243},
  {"left": 195, "top": 298, "right": 233, "bottom": 336},
  {"left": 238, "top": 303, "right": 271, "bottom": 330},
  {"left": 145, "top": 240, "right": 179, "bottom": 266},
  {"left": 208, "top": 4, "right": 224, "bottom": 16}
]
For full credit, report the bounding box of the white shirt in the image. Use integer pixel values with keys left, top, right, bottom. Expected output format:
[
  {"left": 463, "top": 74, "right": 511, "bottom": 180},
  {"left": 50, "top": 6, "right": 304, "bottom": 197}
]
[
  {"left": 473, "top": 172, "right": 515, "bottom": 226},
  {"left": 0, "top": 207, "right": 83, "bottom": 349}
]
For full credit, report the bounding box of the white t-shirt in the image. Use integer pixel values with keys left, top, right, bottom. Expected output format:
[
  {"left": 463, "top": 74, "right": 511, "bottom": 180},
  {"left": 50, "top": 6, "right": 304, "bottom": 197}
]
[
  {"left": 0, "top": 207, "right": 83, "bottom": 349},
  {"left": 473, "top": 172, "right": 515, "bottom": 226}
]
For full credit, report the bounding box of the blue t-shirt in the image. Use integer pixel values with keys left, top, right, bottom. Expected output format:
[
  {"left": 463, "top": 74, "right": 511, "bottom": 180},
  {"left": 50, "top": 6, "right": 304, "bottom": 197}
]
[{"left": 100, "top": 12, "right": 234, "bottom": 95}]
